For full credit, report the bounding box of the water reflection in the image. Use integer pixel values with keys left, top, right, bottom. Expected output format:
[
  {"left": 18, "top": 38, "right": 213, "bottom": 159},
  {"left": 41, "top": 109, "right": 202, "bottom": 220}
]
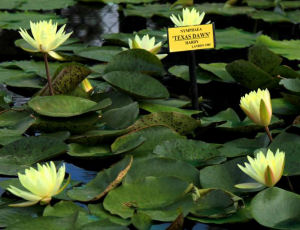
[
  {"left": 61, "top": 3, "right": 119, "bottom": 46},
  {"left": 65, "top": 162, "right": 97, "bottom": 183}
]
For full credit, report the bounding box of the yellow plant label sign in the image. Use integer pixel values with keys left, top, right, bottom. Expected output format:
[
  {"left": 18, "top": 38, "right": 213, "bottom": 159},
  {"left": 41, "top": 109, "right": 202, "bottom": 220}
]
[{"left": 168, "top": 24, "right": 216, "bottom": 52}]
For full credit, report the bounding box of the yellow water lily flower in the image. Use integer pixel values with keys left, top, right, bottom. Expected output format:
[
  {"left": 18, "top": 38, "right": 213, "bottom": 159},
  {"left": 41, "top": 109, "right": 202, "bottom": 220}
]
[
  {"left": 240, "top": 88, "right": 272, "bottom": 127},
  {"left": 127, "top": 34, "right": 167, "bottom": 60},
  {"left": 19, "top": 20, "right": 72, "bottom": 60},
  {"left": 170, "top": 8, "right": 205, "bottom": 27},
  {"left": 235, "top": 149, "right": 285, "bottom": 189},
  {"left": 7, "top": 162, "right": 69, "bottom": 207}
]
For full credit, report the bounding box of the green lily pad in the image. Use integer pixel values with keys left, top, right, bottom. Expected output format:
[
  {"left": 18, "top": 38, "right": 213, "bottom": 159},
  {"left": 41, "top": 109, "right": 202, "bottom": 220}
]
[
  {"left": 101, "top": 102, "right": 139, "bottom": 129},
  {"left": 123, "top": 157, "right": 200, "bottom": 186},
  {"left": 199, "top": 63, "right": 235, "bottom": 83},
  {"left": 74, "top": 46, "right": 123, "bottom": 62},
  {"left": 0, "top": 67, "right": 44, "bottom": 88},
  {"left": 139, "top": 102, "right": 200, "bottom": 116},
  {"left": 215, "top": 28, "right": 258, "bottom": 50},
  {"left": 256, "top": 35, "right": 300, "bottom": 61},
  {"left": 68, "top": 129, "right": 128, "bottom": 145},
  {"left": 103, "top": 176, "right": 192, "bottom": 219},
  {"left": 195, "top": 3, "right": 255, "bottom": 16},
  {"left": 251, "top": 187, "right": 300, "bottom": 229},
  {"left": 249, "top": 11, "right": 291, "bottom": 23},
  {"left": 104, "top": 49, "right": 164, "bottom": 76},
  {"left": 0, "top": 60, "right": 60, "bottom": 79},
  {"left": 280, "top": 78, "right": 300, "bottom": 93},
  {"left": 68, "top": 143, "right": 111, "bottom": 158},
  {"left": 190, "top": 188, "right": 244, "bottom": 218},
  {"left": 272, "top": 98, "right": 300, "bottom": 115},
  {"left": 168, "top": 65, "right": 213, "bottom": 84},
  {"left": 34, "top": 113, "right": 101, "bottom": 134},
  {"left": 153, "top": 139, "right": 224, "bottom": 167},
  {"left": 123, "top": 3, "right": 179, "bottom": 18},
  {"left": 269, "top": 131, "right": 300, "bottom": 176},
  {"left": 111, "top": 126, "right": 183, "bottom": 157},
  {"left": 0, "top": 0, "right": 76, "bottom": 10},
  {"left": 129, "top": 112, "right": 200, "bottom": 135},
  {"left": 67, "top": 156, "right": 133, "bottom": 202},
  {"left": 37, "top": 63, "right": 92, "bottom": 96},
  {"left": 0, "top": 11, "right": 66, "bottom": 30},
  {"left": 28, "top": 96, "right": 111, "bottom": 117},
  {"left": 226, "top": 60, "right": 278, "bottom": 89},
  {"left": 200, "top": 157, "right": 263, "bottom": 193},
  {"left": 0, "top": 136, "right": 67, "bottom": 175},
  {"left": 103, "top": 71, "right": 169, "bottom": 99}
]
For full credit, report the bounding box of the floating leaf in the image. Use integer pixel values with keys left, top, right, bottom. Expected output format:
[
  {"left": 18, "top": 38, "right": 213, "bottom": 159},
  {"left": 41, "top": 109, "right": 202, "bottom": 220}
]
[
  {"left": 226, "top": 60, "right": 278, "bottom": 89},
  {"left": 103, "top": 71, "right": 169, "bottom": 99},
  {"left": 123, "top": 157, "right": 200, "bottom": 186},
  {"left": 215, "top": 28, "right": 258, "bottom": 50},
  {"left": 67, "top": 156, "right": 133, "bottom": 201},
  {"left": 256, "top": 35, "right": 300, "bottom": 61},
  {"left": 280, "top": 78, "right": 300, "bottom": 93},
  {"left": 200, "top": 157, "right": 263, "bottom": 193},
  {"left": 129, "top": 112, "right": 200, "bottom": 135},
  {"left": 0, "top": 0, "right": 76, "bottom": 10},
  {"left": 101, "top": 102, "right": 139, "bottom": 129},
  {"left": 111, "top": 126, "right": 183, "bottom": 157},
  {"left": 269, "top": 131, "right": 300, "bottom": 176},
  {"left": 104, "top": 49, "right": 164, "bottom": 76},
  {"left": 153, "top": 139, "right": 224, "bottom": 167},
  {"left": 0, "top": 11, "right": 66, "bottom": 30},
  {"left": 0, "top": 136, "right": 67, "bottom": 175},
  {"left": 199, "top": 63, "right": 235, "bottom": 83},
  {"left": 74, "top": 46, "right": 123, "bottom": 62},
  {"left": 68, "top": 143, "right": 111, "bottom": 158},
  {"left": 37, "top": 63, "right": 92, "bottom": 96},
  {"left": 103, "top": 176, "right": 192, "bottom": 219},
  {"left": 29, "top": 95, "right": 111, "bottom": 117},
  {"left": 251, "top": 187, "right": 300, "bottom": 229}
]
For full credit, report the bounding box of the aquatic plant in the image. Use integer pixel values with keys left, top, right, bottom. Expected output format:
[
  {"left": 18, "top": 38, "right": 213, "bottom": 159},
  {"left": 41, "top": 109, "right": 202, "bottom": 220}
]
[
  {"left": 170, "top": 8, "right": 205, "bottom": 27},
  {"left": 7, "top": 162, "right": 69, "bottom": 207},
  {"left": 236, "top": 149, "right": 285, "bottom": 189}
]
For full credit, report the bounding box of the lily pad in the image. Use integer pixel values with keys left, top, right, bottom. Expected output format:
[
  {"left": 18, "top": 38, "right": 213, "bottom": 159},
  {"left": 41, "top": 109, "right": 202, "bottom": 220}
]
[
  {"left": 0, "top": 11, "right": 66, "bottom": 30},
  {"left": 68, "top": 143, "right": 111, "bottom": 158},
  {"left": 200, "top": 157, "right": 263, "bottom": 193},
  {"left": 256, "top": 35, "right": 300, "bottom": 61},
  {"left": 0, "top": 0, "right": 76, "bottom": 10},
  {"left": 67, "top": 156, "right": 133, "bottom": 202},
  {"left": 269, "top": 131, "right": 300, "bottom": 176},
  {"left": 74, "top": 46, "right": 123, "bottom": 62},
  {"left": 153, "top": 139, "right": 224, "bottom": 167},
  {"left": 280, "top": 78, "right": 300, "bottom": 93},
  {"left": 111, "top": 126, "right": 183, "bottom": 157},
  {"left": 104, "top": 49, "right": 164, "bottom": 76},
  {"left": 199, "top": 63, "right": 235, "bottom": 83},
  {"left": 0, "top": 136, "right": 67, "bottom": 175},
  {"left": 128, "top": 112, "right": 200, "bottom": 135},
  {"left": 123, "top": 157, "right": 200, "bottom": 186},
  {"left": 28, "top": 96, "right": 111, "bottom": 117},
  {"left": 215, "top": 28, "right": 258, "bottom": 50},
  {"left": 103, "top": 71, "right": 169, "bottom": 99},
  {"left": 103, "top": 176, "right": 192, "bottom": 219},
  {"left": 251, "top": 187, "right": 300, "bottom": 229}
]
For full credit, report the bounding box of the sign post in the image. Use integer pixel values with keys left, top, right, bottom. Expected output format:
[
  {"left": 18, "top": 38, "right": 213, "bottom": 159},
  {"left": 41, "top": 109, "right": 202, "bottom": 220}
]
[{"left": 168, "top": 23, "right": 216, "bottom": 110}]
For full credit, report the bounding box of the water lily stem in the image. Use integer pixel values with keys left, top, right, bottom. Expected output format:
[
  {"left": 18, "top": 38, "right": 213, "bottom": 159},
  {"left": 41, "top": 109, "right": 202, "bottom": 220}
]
[
  {"left": 188, "top": 51, "right": 199, "bottom": 110},
  {"left": 265, "top": 126, "right": 273, "bottom": 142},
  {"left": 43, "top": 53, "right": 54, "bottom": 96}
]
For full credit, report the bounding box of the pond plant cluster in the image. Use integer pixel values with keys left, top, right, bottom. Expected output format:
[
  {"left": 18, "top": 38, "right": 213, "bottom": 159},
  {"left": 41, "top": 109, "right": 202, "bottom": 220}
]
[{"left": 0, "top": 0, "right": 300, "bottom": 229}]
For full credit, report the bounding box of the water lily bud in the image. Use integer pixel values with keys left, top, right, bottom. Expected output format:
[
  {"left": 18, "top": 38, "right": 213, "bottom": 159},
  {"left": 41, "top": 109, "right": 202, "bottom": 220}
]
[
  {"left": 19, "top": 20, "right": 72, "bottom": 60},
  {"left": 126, "top": 34, "right": 167, "bottom": 60},
  {"left": 170, "top": 8, "right": 205, "bottom": 27},
  {"left": 240, "top": 88, "right": 272, "bottom": 127},
  {"left": 82, "top": 79, "right": 93, "bottom": 92},
  {"left": 235, "top": 149, "right": 285, "bottom": 189},
  {"left": 7, "top": 162, "right": 69, "bottom": 207}
]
